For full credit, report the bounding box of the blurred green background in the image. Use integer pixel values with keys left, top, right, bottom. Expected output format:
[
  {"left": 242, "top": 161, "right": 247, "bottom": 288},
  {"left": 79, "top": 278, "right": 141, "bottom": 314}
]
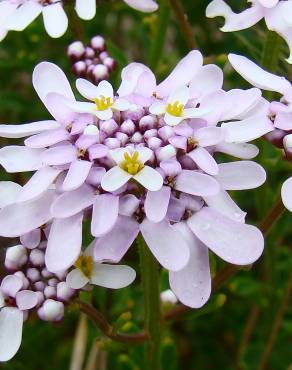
[{"left": 0, "top": 0, "right": 292, "bottom": 369}]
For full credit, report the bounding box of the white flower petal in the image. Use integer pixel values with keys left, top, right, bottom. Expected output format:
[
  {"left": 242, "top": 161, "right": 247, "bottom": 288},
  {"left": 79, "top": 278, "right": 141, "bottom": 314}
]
[
  {"left": 0, "top": 121, "right": 60, "bottom": 139},
  {"left": 43, "top": 2, "right": 68, "bottom": 38},
  {"left": 66, "top": 269, "right": 89, "bottom": 289},
  {"left": 101, "top": 166, "right": 132, "bottom": 192},
  {"left": 5, "top": 1, "right": 42, "bottom": 31},
  {"left": 134, "top": 166, "right": 163, "bottom": 191},
  {"left": 90, "top": 264, "right": 136, "bottom": 289},
  {"left": 0, "top": 146, "right": 44, "bottom": 173},
  {"left": 75, "top": 0, "right": 96, "bottom": 20},
  {"left": 0, "top": 307, "right": 23, "bottom": 362},
  {"left": 0, "top": 181, "right": 21, "bottom": 208}
]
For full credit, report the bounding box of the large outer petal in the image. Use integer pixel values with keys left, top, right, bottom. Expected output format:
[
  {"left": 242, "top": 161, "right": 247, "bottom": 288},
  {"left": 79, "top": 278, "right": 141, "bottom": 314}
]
[
  {"left": 175, "top": 170, "right": 220, "bottom": 196},
  {"left": 144, "top": 186, "right": 171, "bottom": 223},
  {"left": 91, "top": 194, "right": 119, "bottom": 237},
  {"left": 215, "top": 161, "right": 266, "bottom": 190},
  {"left": 169, "top": 223, "right": 211, "bottom": 308},
  {"left": 33, "top": 62, "right": 75, "bottom": 111},
  {"left": 0, "top": 146, "right": 44, "bottom": 173},
  {"left": 75, "top": 0, "right": 96, "bottom": 20},
  {"left": 0, "top": 190, "right": 54, "bottom": 237},
  {"left": 94, "top": 216, "right": 139, "bottom": 262},
  {"left": 0, "top": 181, "right": 21, "bottom": 208},
  {"left": 228, "top": 53, "right": 291, "bottom": 93},
  {"left": 123, "top": 0, "right": 158, "bottom": 12},
  {"left": 90, "top": 264, "right": 136, "bottom": 289},
  {"left": 0, "top": 307, "right": 23, "bottom": 362},
  {"left": 187, "top": 207, "right": 264, "bottom": 265},
  {"left": 156, "top": 50, "right": 203, "bottom": 97},
  {"left": 46, "top": 213, "right": 83, "bottom": 272},
  {"left": 206, "top": 0, "right": 264, "bottom": 31},
  {"left": 5, "top": 1, "right": 42, "bottom": 31},
  {"left": 42, "top": 2, "right": 68, "bottom": 38},
  {"left": 140, "top": 219, "right": 190, "bottom": 271},
  {"left": 0, "top": 120, "right": 60, "bottom": 138}
]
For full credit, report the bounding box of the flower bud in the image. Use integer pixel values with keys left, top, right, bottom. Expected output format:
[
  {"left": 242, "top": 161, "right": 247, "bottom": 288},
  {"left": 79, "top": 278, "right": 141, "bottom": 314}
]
[
  {"left": 120, "top": 119, "right": 136, "bottom": 135},
  {"left": 44, "top": 286, "right": 56, "bottom": 299},
  {"left": 29, "top": 249, "right": 45, "bottom": 267},
  {"left": 5, "top": 245, "right": 27, "bottom": 270},
  {"left": 26, "top": 268, "right": 41, "bottom": 283},
  {"left": 38, "top": 299, "right": 64, "bottom": 322},
  {"left": 91, "top": 35, "right": 105, "bottom": 51},
  {"left": 67, "top": 41, "right": 85, "bottom": 61},
  {"left": 160, "top": 289, "right": 178, "bottom": 305},
  {"left": 56, "top": 282, "right": 75, "bottom": 302}
]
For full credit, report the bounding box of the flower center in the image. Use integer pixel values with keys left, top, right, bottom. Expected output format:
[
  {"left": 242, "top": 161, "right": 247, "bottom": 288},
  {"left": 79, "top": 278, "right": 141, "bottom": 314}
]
[
  {"left": 166, "top": 101, "right": 184, "bottom": 117},
  {"left": 187, "top": 137, "right": 198, "bottom": 151},
  {"left": 75, "top": 255, "right": 94, "bottom": 278},
  {"left": 94, "top": 96, "right": 113, "bottom": 111},
  {"left": 120, "top": 151, "right": 144, "bottom": 175}
]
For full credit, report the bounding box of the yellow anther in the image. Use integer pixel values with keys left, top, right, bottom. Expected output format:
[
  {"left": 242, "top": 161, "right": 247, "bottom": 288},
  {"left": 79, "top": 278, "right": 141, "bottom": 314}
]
[
  {"left": 119, "top": 151, "right": 144, "bottom": 175},
  {"left": 75, "top": 255, "right": 94, "bottom": 278},
  {"left": 94, "top": 95, "right": 113, "bottom": 111},
  {"left": 166, "top": 101, "right": 184, "bottom": 117}
]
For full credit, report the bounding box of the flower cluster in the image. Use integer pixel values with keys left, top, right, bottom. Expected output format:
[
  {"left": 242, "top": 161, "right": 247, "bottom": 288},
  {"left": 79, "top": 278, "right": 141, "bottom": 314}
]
[
  {"left": 0, "top": 50, "right": 268, "bottom": 318},
  {"left": 228, "top": 53, "right": 292, "bottom": 211},
  {"left": 67, "top": 36, "right": 116, "bottom": 85},
  {"left": 0, "top": 218, "right": 135, "bottom": 361},
  {"left": 206, "top": 0, "right": 292, "bottom": 63},
  {"left": 0, "top": 0, "right": 158, "bottom": 41}
]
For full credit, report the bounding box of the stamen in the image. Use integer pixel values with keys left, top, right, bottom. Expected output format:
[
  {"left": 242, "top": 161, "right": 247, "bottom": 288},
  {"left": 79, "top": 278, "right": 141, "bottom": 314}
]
[
  {"left": 75, "top": 255, "right": 94, "bottom": 278},
  {"left": 94, "top": 95, "right": 113, "bottom": 111},
  {"left": 166, "top": 101, "right": 184, "bottom": 117},
  {"left": 187, "top": 137, "right": 199, "bottom": 151},
  {"left": 119, "top": 151, "right": 144, "bottom": 175}
]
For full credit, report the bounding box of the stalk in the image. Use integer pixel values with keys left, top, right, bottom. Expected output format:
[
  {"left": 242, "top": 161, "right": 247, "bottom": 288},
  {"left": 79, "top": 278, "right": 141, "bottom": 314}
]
[{"left": 138, "top": 235, "right": 161, "bottom": 370}]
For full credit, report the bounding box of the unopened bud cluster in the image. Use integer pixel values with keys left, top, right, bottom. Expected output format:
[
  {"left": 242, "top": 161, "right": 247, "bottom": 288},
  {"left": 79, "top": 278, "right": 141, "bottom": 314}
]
[{"left": 67, "top": 36, "right": 116, "bottom": 84}]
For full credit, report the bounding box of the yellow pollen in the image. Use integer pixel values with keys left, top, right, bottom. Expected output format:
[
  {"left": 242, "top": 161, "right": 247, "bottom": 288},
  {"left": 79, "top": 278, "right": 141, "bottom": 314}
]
[
  {"left": 119, "top": 151, "right": 144, "bottom": 175},
  {"left": 166, "top": 101, "right": 184, "bottom": 117},
  {"left": 75, "top": 255, "right": 94, "bottom": 278},
  {"left": 94, "top": 95, "right": 113, "bottom": 111}
]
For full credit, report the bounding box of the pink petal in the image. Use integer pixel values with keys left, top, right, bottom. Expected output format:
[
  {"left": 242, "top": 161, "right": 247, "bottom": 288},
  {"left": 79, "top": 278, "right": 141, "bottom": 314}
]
[
  {"left": 215, "top": 142, "right": 259, "bottom": 159},
  {"left": 0, "top": 190, "right": 54, "bottom": 237},
  {"left": 46, "top": 213, "right": 83, "bottom": 272},
  {"left": 0, "top": 181, "right": 21, "bottom": 208},
  {"left": 169, "top": 223, "right": 211, "bottom": 308},
  {"left": 187, "top": 207, "right": 264, "bottom": 265},
  {"left": 175, "top": 170, "right": 220, "bottom": 196},
  {"left": 188, "top": 147, "right": 219, "bottom": 175},
  {"left": 94, "top": 216, "right": 139, "bottom": 262},
  {"left": 51, "top": 183, "right": 95, "bottom": 218},
  {"left": 156, "top": 50, "right": 203, "bottom": 97},
  {"left": 16, "top": 290, "right": 38, "bottom": 310},
  {"left": 140, "top": 219, "right": 190, "bottom": 271},
  {"left": 1, "top": 275, "right": 23, "bottom": 297},
  {"left": 190, "top": 64, "right": 223, "bottom": 99},
  {"left": 215, "top": 161, "right": 266, "bottom": 190},
  {"left": 62, "top": 160, "right": 92, "bottom": 191},
  {"left": 17, "top": 167, "right": 62, "bottom": 203},
  {"left": 144, "top": 186, "right": 171, "bottom": 222},
  {"left": 0, "top": 120, "right": 60, "bottom": 138},
  {"left": 20, "top": 229, "right": 41, "bottom": 249},
  {"left": 0, "top": 307, "right": 23, "bottom": 362},
  {"left": 0, "top": 146, "right": 44, "bottom": 173},
  {"left": 24, "top": 128, "right": 69, "bottom": 148},
  {"left": 91, "top": 194, "right": 119, "bottom": 237},
  {"left": 41, "top": 145, "right": 77, "bottom": 166}
]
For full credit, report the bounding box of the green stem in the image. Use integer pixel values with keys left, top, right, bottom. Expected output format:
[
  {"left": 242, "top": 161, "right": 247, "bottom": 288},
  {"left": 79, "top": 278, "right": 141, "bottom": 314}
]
[
  {"left": 138, "top": 235, "right": 161, "bottom": 370},
  {"left": 261, "top": 31, "right": 282, "bottom": 72},
  {"left": 148, "top": 0, "right": 170, "bottom": 71}
]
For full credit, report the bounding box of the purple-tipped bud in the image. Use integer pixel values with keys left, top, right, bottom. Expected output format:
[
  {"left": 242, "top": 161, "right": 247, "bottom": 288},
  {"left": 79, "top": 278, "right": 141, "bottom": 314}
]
[
  {"left": 120, "top": 119, "right": 136, "bottom": 135},
  {"left": 38, "top": 299, "right": 64, "bottom": 322},
  {"left": 67, "top": 41, "right": 85, "bottom": 61},
  {"left": 104, "top": 137, "right": 121, "bottom": 149},
  {"left": 92, "top": 64, "right": 109, "bottom": 82},
  {"left": 147, "top": 137, "right": 162, "bottom": 150},
  {"left": 48, "top": 278, "right": 58, "bottom": 287},
  {"left": 103, "top": 57, "right": 116, "bottom": 71},
  {"left": 85, "top": 46, "right": 95, "bottom": 59},
  {"left": 72, "top": 61, "right": 87, "bottom": 78},
  {"left": 265, "top": 129, "right": 286, "bottom": 148},
  {"left": 131, "top": 132, "right": 143, "bottom": 144},
  {"left": 29, "top": 249, "right": 45, "bottom": 267},
  {"left": 14, "top": 271, "right": 29, "bottom": 289},
  {"left": 139, "top": 115, "right": 157, "bottom": 131},
  {"left": 115, "top": 132, "right": 129, "bottom": 146},
  {"left": 100, "top": 119, "right": 119, "bottom": 135},
  {"left": 99, "top": 51, "right": 108, "bottom": 60},
  {"left": 122, "top": 106, "right": 145, "bottom": 121},
  {"left": 44, "top": 286, "right": 56, "bottom": 299},
  {"left": 34, "top": 281, "right": 46, "bottom": 292},
  {"left": 144, "top": 128, "right": 158, "bottom": 139},
  {"left": 158, "top": 126, "right": 174, "bottom": 141},
  {"left": 56, "top": 282, "right": 75, "bottom": 302},
  {"left": 91, "top": 35, "right": 105, "bottom": 51},
  {"left": 41, "top": 268, "right": 53, "bottom": 279},
  {"left": 5, "top": 245, "right": 27, "bottom": 270},
  {"left": 35, "top": 291, "right": 45, "bottom": 306},
  {"left": 26, "top": 268, "right": 41, "bottom": 283}
]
